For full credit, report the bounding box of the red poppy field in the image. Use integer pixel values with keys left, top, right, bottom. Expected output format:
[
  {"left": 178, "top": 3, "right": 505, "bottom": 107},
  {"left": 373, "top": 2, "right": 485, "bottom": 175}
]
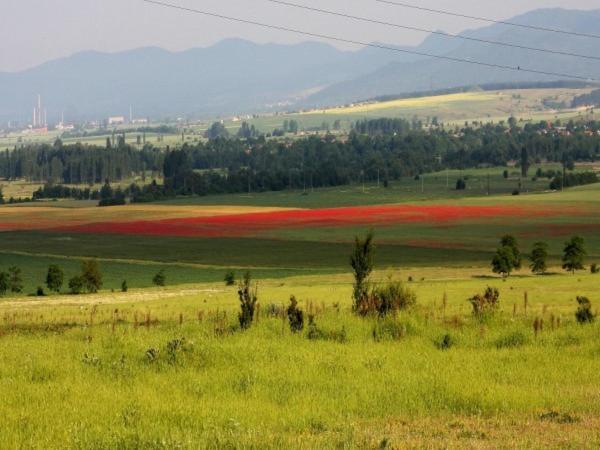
[{"left": 52, "top": 203, "right": 569, "bottom": 239}]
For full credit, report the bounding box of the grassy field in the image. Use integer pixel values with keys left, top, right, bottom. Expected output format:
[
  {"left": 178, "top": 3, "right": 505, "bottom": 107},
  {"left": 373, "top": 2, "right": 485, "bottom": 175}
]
[
  {"left": 223, "top": 88, "right": 594, "bottom": 133},
  {"left": 0, "top": 268, "right": 598, "bottom": 448},
  {"left": 0, "top": 169, "right": 599, "bottom": 447}
]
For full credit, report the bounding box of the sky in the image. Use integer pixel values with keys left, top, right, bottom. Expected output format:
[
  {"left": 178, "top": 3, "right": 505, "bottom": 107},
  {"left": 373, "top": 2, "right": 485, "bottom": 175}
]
[{"left": 0, "top": 0, "right": 597, "bottom": 72}]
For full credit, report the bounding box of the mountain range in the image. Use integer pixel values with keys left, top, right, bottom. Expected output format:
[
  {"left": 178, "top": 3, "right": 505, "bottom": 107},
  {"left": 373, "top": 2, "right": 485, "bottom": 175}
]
[{"left": 1, "top": 8, "right": 599, "bottom": 123}]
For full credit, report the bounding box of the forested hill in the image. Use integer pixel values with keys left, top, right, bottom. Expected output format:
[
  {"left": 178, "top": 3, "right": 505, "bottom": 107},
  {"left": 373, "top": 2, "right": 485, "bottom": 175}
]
[{"left": 3, "top": 120, "right": 600, "bottom": 199}]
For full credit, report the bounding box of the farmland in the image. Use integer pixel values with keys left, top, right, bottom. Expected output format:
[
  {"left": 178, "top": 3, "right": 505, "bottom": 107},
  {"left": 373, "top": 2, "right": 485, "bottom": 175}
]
[
  {"left": 1, "top": 87, "right": 595, "bottom": 152},
  {"left": 0, "top": 167, "right": 599, "bottom": 448}
]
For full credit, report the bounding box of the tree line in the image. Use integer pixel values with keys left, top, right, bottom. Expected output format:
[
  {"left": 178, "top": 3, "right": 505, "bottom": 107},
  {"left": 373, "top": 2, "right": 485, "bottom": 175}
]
[
  {"left": 0, "top": 140, "right": 163, "bottom": 184},
  {"left": 3, "top": 118, "right": 600, "bottom": 201}
]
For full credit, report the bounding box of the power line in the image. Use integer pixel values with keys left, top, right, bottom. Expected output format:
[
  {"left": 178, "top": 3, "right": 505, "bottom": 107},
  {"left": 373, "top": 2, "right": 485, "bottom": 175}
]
[
  {"left": 141, "top": 0, "right": 597, "bottom": 81},
  {"left": 266, "top": 0, "right": 600, "bottom": 62},
  {"left": 376, "top": 0, "right": 600, "bottom": 40}
]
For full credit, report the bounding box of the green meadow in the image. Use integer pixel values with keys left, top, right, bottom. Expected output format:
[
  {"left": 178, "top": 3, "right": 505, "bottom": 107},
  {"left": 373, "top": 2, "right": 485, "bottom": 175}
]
[{"left": 0, "top": 172, "right": 599, "bottom": 448}]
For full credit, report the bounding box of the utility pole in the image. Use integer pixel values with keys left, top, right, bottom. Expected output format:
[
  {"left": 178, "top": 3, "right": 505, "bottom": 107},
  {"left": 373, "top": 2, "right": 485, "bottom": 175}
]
[{"left": 421, "top": 174, "right": 424, "bottom": 193}]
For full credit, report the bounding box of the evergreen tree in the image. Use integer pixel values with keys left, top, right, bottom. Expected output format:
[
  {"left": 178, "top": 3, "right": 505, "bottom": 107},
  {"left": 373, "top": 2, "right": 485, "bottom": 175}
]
[
  {"left": 46, "top": 264, "right": 64, "bottom": 293},
  {"left": 8, "top": 266, "right": 23, "bottom": 293},
  {"left": 0, "top": 271, "right": 9, "bottom": 296},
  {"left": 152, "top": 270, "right": 166, "bottom": 287},
  {"left": 350, "top": 232, "right": 375, "bottom": 312}
]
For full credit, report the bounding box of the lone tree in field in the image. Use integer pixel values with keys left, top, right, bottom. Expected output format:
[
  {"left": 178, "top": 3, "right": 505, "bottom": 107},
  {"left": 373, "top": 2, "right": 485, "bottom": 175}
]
[
  {"left": 529, "top": 242, "right": 549, "bottom": 275},
  {"left": 8, "top": 266, "right": 23, "bottom": 293},
  {"left": 81, "top": 260, "right": 102, "bottom": 293},
  {"left": 153, "top": 270, "right": 166, "bottom": 287},
  {"left": 68, "top": 276, "right": 84, "bottom": 295},
  {"left": 46, "top": 265, "right": 64, "bottom": 293},
  {"left": 238, "top": 271, "right": 258, "bottom": 330},
  {"left": 224, "top": 271, "right": 235, "bottom": 286},
  {"left": 562, "top": 236, "right": 586, "bottom": 274},
  {"left": 350, "top": 231, "right": 374, "bottom": 312},
  {"left": 491, "top": 235, "right": 521, "bottom": 277}
]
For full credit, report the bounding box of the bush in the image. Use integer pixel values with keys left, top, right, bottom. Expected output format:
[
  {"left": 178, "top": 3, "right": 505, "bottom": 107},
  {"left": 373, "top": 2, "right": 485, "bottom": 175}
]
[
  {"left": 36, "top": 287, "right": 46, "bottom": 297},
  {"left": 591, "top": 263, "right": 599, "bottom": 274},
  {"left": 364, "top": 279, "right": 417, "bottom": 317},
  {"left": 121, "top": 280, "right": 128, "bottom": 292},
  {"left": 468, "top": 287, "right": 500, "bottom": 317},
  {"left": 287, "top": 296, "right": 304, "bottom": 333},
  {"left": 436, "top": 333, "right": 454, "bottom": 350},
  {"left": 575, "top": 296, "right": 595, "bottom": 324}
]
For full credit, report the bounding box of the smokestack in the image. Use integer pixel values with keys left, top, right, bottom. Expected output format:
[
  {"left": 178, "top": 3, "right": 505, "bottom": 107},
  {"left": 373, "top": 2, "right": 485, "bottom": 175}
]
[
  {"left": 38, "top": 95, "right": 42, "bottom": 127},
  {"left": 44, "top": 109, "right": 47, "bottom": 127},
  {"left": 33, "top": 108, "right": 37, "bottom": 127}
]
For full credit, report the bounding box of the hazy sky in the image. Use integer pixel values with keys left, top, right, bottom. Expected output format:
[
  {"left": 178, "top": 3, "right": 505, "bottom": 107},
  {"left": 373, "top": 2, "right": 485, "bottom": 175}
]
[{"left": 1, "top": 0, "right": 597, "bottom": 72}]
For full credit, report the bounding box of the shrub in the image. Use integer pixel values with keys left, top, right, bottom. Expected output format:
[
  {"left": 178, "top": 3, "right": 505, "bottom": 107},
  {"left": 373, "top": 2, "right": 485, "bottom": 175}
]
[
  {"left": 238, "top": 272, "right": 258, "bottom": 330},
  {"left": 287, "top": 296, "right": 304, "bottom": 333},
  {"left": 468, "top": 287, "right": 500, "bottom": 317},
  {"left": 575, "top": 296, "right": 595, "bottom": 324},
  {"left": 152, "top": 270, "right": 166, "bottom": 287},
  {"left": 224, "top": 271, "right": 236, "bottom": 286},
  {"left": 36, "top": 287, "right": 46, "bottom": 297},
  {"left": 68, "top": 276, "right": 84, "bottom": 295},
  {"left": 121, "top": 280, "right": 128, "bottom": 292},
  {"left": 361, "top": 279, "right": 417, "bottom": 317},
  {"left": 495, "top": 331, "right": 528, "bottom": 349},
  {"left": 591, "top": 263, "right": 599, "bottom": 274},
  {"left": 436, "top": 333, "right": 454, "bottom": 350}
]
